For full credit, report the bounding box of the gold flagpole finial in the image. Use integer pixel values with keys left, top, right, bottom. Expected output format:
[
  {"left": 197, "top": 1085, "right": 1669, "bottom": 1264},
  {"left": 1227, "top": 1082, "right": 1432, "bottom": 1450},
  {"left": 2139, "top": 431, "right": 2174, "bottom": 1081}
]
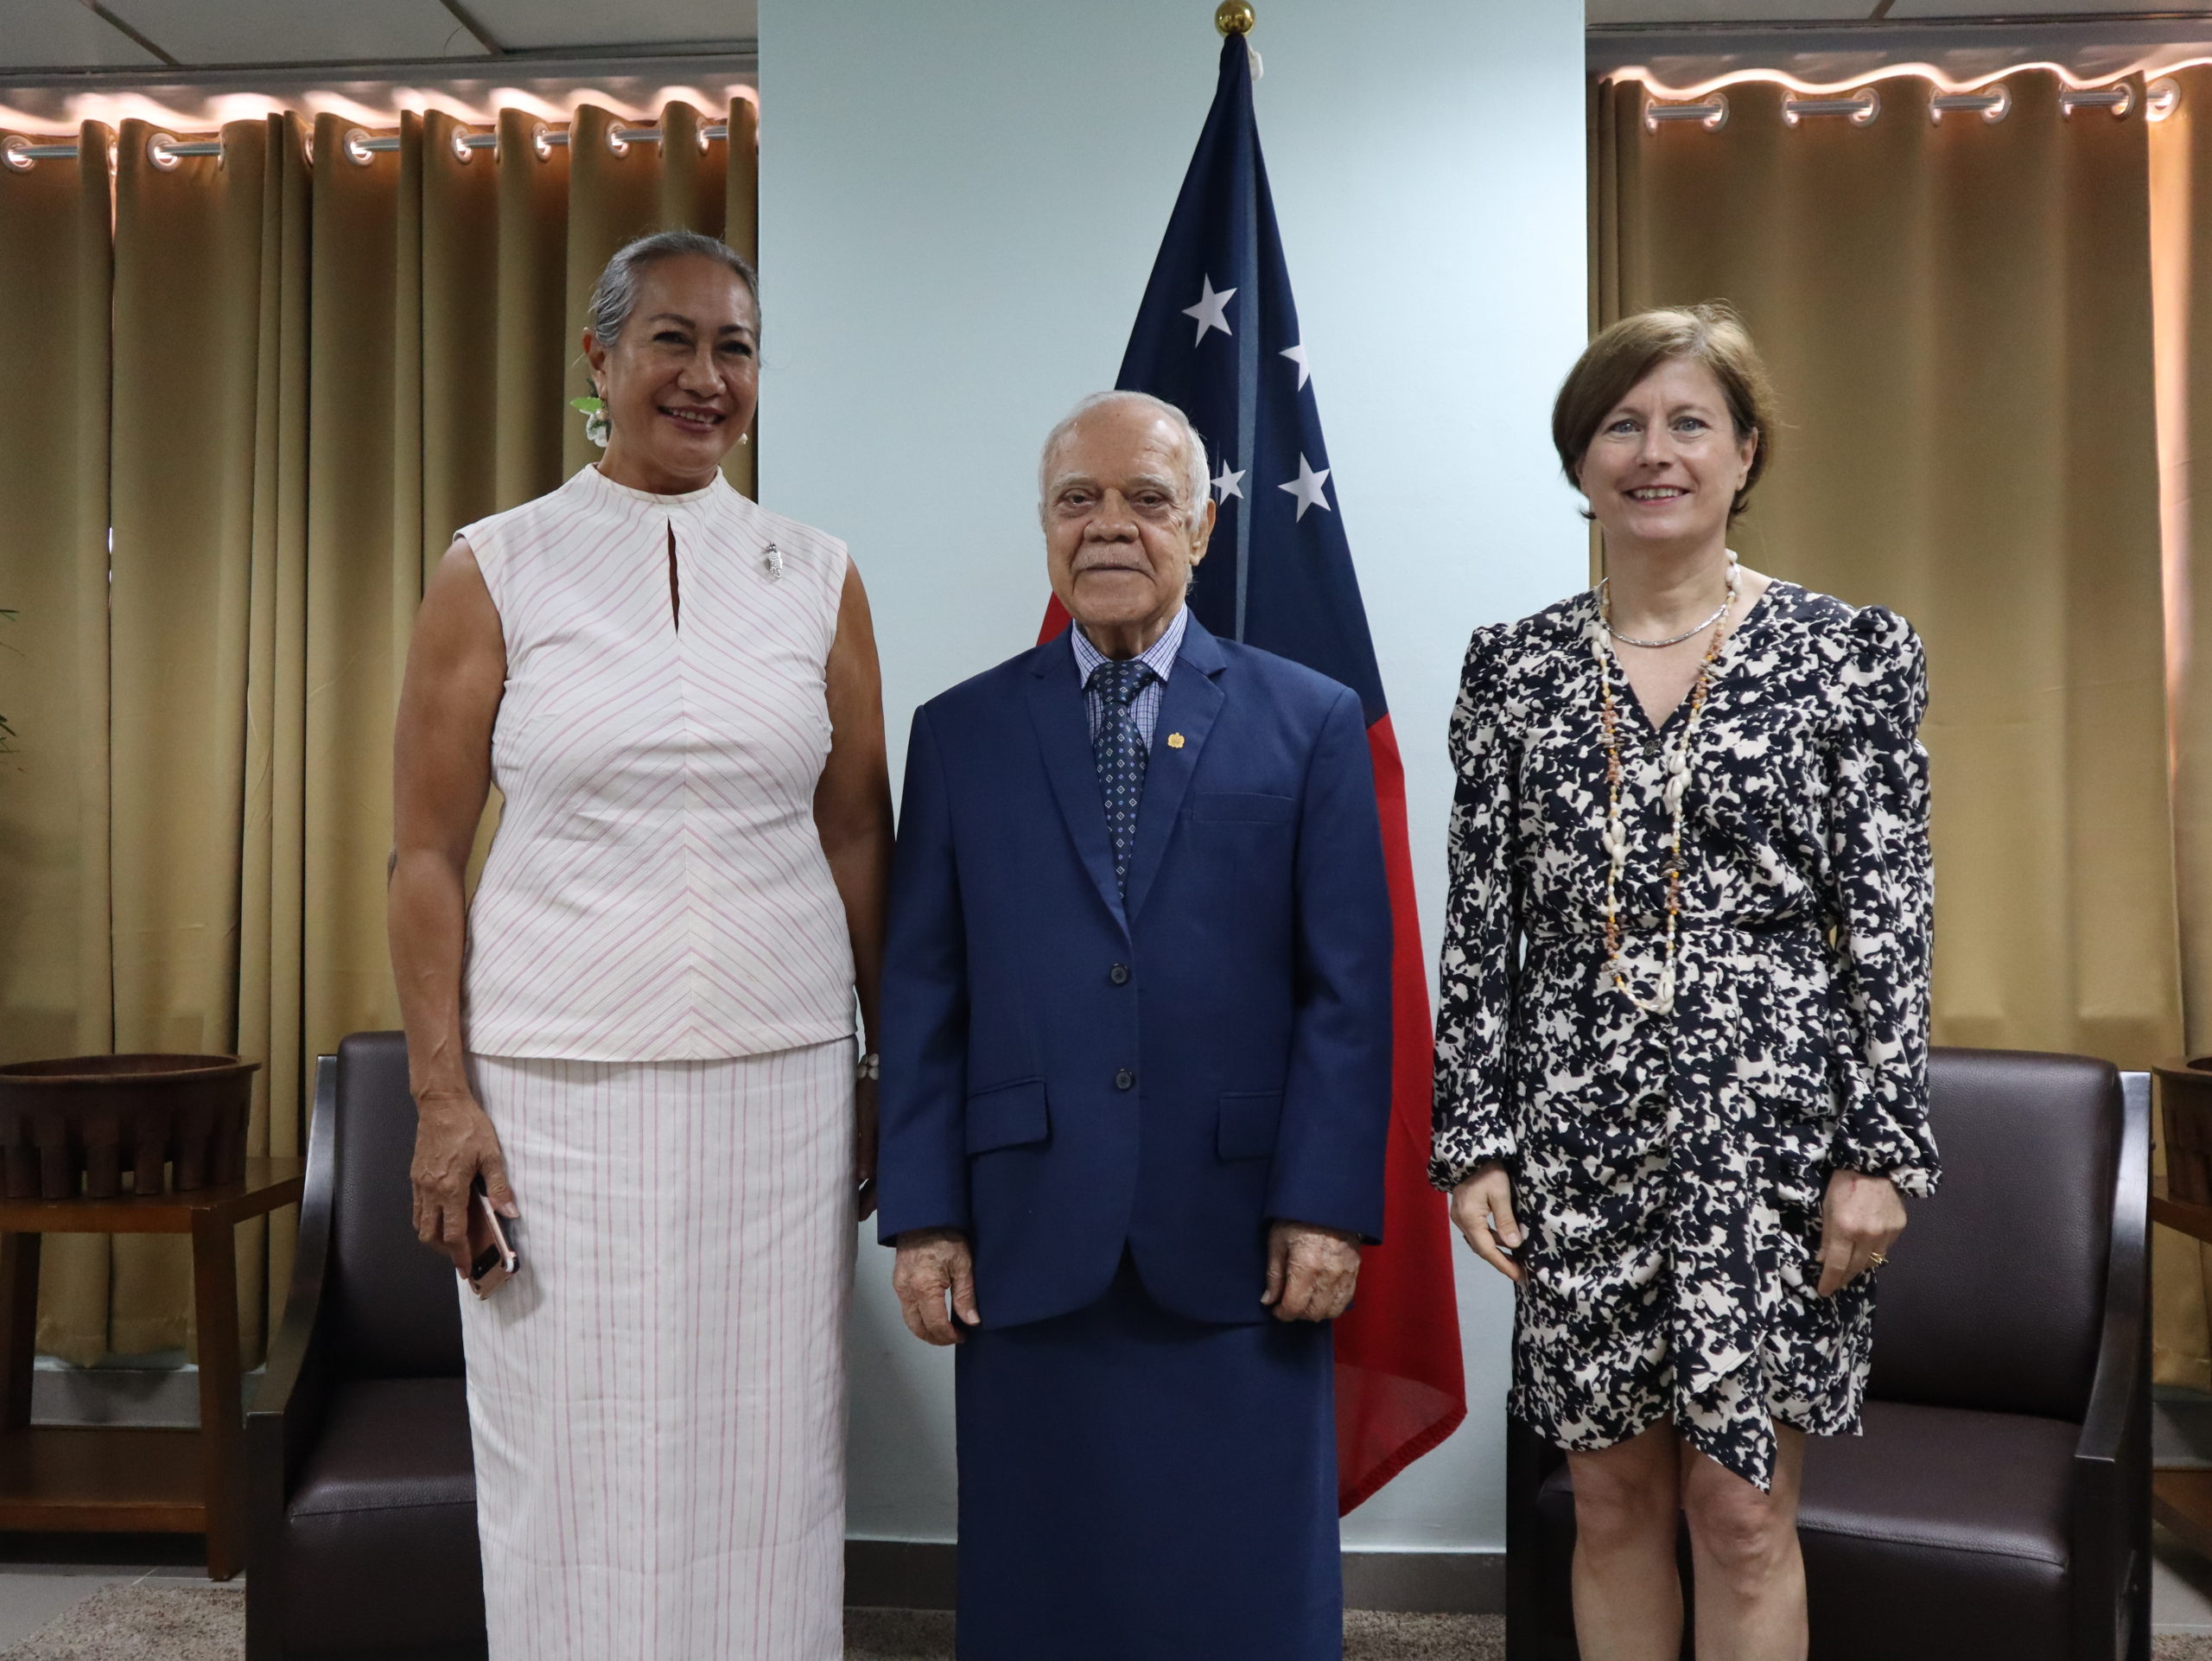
[{"left": 1216, "top": 2, "right": 1255, "bottom": 35}]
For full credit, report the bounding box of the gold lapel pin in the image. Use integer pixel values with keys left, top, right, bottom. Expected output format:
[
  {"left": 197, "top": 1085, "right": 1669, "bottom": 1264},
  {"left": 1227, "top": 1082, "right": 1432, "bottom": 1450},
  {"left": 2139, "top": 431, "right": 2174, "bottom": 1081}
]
[{"left": 1166, "top": 732, "right": 1185, "bottom": 748}]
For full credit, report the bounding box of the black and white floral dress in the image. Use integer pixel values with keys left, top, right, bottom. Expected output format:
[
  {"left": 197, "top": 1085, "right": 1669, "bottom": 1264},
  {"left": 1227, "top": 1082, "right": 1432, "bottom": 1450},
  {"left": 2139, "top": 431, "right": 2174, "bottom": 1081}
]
[{"left": 1429, "top": 580, "right": 1938, "bottom": 1492}]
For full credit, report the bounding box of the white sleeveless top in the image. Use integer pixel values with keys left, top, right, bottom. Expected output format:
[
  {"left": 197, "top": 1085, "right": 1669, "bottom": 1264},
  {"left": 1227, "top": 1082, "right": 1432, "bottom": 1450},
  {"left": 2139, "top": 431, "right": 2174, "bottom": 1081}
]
[{"left": 460, "top": 465, "right": 855, "bottom": 1061}]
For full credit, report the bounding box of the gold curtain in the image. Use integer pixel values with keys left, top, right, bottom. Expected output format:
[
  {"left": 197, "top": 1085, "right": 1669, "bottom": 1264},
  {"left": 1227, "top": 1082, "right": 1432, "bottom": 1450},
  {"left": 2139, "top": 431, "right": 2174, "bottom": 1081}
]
[
  {"left": 1592, "top": 73, "right": 2195, "bottom": 1371},
  {"left": 2154, "top": 70, "right": 2212, "bottom": 1070},
  {"left": 0, "top": 98, "right": 758, "bottom": 1367},
  {"left": 0, "top": 122, "right": 115, "bottom": 1362},
  {"left": 2152, "top": 67, "right": 2212, "bottom": 1386}
]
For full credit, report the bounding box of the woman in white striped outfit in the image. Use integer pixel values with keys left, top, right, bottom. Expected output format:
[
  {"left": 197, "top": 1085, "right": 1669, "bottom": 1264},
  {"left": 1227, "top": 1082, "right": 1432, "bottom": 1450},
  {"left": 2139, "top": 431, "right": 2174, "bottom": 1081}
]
[{"left": 389, "top": 230, "right": 891, "bottom": 1661}]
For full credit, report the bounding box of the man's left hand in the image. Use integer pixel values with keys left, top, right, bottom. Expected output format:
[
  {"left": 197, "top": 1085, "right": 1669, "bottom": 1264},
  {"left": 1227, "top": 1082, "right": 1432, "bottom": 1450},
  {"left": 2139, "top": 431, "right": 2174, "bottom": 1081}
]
[{"left": 1262, "top": 1221, "right": 1361, "bottom": 1321}]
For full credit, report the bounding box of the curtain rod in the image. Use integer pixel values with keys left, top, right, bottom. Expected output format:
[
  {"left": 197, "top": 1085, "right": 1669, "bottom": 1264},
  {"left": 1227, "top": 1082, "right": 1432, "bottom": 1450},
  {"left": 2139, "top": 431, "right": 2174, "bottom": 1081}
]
[
  {"left": 2, "top": 118, "right": 739, "bottom": 172},
  {"left": 1634, "top": 78, "right": 2159, "bottom": 131},
  {"left": 0, "top": 47, "right": 756, "bottom": 92}
]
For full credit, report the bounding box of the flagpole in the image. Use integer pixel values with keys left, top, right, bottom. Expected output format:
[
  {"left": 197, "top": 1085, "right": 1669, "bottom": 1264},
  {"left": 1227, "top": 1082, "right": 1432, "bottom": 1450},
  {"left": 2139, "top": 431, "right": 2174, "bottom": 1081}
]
[
  {"left": 1231, "top": 56, "right": 1261, "bottom": 640},
  {"left": 1216, "top": 3, "right": 1260, "bottom": 78},
  {"left": 1212, "top": 3, "right": 1262, "bottom": 640}
]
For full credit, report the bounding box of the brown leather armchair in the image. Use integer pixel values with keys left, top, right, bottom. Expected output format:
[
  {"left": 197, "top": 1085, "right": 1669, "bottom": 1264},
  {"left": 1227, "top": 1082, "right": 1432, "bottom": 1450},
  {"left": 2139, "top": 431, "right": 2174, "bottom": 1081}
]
[
  {"left": 245, "top": 1031, "right": 487, "bottom": 1660},
  {"left": 1507, "top": 1047, "right": 2151, "bottom": 1661}
]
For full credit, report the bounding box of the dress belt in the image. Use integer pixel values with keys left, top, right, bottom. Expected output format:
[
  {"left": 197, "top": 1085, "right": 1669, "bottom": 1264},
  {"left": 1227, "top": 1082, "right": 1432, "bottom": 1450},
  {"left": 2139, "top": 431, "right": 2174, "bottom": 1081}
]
[{"left": 1527, "top": 914, "right": 1823, "bottom": 945}]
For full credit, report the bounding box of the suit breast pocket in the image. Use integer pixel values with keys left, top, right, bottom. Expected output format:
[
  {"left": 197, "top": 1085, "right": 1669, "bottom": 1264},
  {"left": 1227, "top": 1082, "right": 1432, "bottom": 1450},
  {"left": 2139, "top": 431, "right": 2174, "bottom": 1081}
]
[
  {"left": 966, "top": 1079, "right": 1050, "bottom": 1155},
  {"left": 1190, "top": 792, "right": 1296, "bottom": 824}
]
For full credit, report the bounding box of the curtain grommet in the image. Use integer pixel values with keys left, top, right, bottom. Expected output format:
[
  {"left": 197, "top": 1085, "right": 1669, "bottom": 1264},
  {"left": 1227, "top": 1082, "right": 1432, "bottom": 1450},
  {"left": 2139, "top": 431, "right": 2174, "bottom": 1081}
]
[
  {"left": 342, "top": 128, "right": 374, "bottom": 166},
  {"left": 1643, "top": 91, "right": 1728, "bottom": 134},
  {"left": 0, "top": 136, "right": 33, "bottom": 173},
  {"left": 607, "top": 124, "right": 631, "bottom": 157},
  {"left": 146, "top": 131, "right": 182, "bottom": 171},
  {"left": 1782, "top": 86, "right": 1878, "bottom": 128},
  {"left": 2061, "top": 82, "right": 2135, "bottom": 119},
  {"left": 450, "top": 124, "right": 475, "bottom": 165},
  {"left": 2149, "top": 77, "right": 2181, "bottom": 123},
  {"left": 531, "top": 121, "right": 555, "bottom": 161},
  {"left": 1931, "top": 84, "right": 2008, "bottom": 124}
]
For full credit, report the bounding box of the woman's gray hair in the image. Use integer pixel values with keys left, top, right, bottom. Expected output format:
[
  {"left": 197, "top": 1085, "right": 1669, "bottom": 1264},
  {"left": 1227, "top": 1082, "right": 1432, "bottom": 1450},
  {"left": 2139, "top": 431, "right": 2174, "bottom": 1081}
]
[
  {"left": 586, "top": 229, "right": 760, "bottom": 352},
  {"left": 1038, "top": 391, "right": 1211, "bottom": 531}
]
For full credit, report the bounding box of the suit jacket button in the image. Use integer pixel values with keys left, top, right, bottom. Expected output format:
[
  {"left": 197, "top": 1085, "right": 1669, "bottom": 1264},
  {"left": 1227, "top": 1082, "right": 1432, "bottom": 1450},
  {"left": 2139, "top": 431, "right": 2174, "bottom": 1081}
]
[
  {"left": 1109, "top": 964, "right": 1130, "bottom": 985},
  {"left": 1115, "top": 1069, "right": 1135, "bottom": 1091}
]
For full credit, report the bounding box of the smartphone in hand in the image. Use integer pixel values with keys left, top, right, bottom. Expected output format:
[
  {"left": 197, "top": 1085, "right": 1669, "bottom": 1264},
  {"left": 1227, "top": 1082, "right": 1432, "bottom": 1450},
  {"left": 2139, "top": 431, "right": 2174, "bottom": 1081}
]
[{"left": 463, "top": 1175, "right": 521, "bottom": 1298}]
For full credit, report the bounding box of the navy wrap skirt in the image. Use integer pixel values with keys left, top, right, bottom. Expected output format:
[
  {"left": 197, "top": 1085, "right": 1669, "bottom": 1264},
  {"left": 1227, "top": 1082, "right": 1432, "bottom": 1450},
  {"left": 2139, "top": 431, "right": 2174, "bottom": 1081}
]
[{"left": 953, "top": 1254, "right": 1341, "bottom": 1661}]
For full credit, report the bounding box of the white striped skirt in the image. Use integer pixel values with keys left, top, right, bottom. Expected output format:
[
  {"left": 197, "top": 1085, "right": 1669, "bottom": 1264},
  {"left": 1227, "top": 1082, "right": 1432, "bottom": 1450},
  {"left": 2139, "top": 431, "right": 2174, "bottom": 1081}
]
[{"left": 459, "top": 1042, "right": 855, "bottom": 1661}]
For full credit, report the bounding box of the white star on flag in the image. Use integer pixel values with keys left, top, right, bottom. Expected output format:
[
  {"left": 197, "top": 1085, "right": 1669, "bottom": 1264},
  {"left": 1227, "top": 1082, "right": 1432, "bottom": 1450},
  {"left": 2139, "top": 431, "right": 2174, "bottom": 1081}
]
[
  {"left": 1211, "top": 459, "right": 1246, "bottom": 502},
  {"left": 1280, "top": 342, "right": 1310, "bottom": 389},
  {"left": 1182, "top": 275, "right": 1236, "bottom": 345},
  {"left": 1280, "top": 454, "right": 1332, "bottom": 520}
]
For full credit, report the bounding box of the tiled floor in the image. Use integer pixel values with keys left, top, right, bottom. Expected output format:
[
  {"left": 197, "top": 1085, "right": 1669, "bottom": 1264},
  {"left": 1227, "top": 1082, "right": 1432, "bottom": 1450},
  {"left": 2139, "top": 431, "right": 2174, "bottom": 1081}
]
[
  {"left": 0, "top": 1553, "right": 219, "bottom": 1651},
  {"left": 2163, "top": 1524, "right": 2212, "bottom": 1636},
  {"left": 2, "top": 1527, "right": 2210, "bottom": 1650}
]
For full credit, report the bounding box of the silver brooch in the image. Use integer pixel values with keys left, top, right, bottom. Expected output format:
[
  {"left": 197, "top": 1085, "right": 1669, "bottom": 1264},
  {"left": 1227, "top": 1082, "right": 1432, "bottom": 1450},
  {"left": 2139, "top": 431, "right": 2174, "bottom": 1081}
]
[{"left": 761, "top": 541, "right": 783, "bottom": 581}]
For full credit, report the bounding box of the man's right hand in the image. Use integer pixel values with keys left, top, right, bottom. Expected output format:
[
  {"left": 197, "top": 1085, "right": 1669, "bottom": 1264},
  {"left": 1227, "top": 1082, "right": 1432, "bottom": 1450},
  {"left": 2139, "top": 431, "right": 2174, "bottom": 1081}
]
[
  {"left": 893, "top": 1228, "right": 981, "bottom": 1345},
  {"left": 410, "top": 1090, "right": 516, "bottom": 1273}
]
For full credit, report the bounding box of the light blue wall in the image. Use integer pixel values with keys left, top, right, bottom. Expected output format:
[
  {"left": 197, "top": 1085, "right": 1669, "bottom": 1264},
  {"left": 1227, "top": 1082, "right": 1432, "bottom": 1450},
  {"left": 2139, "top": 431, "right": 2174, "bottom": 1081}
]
[{"left": 760, "top": 0, "right": 1587, "bottom": 1550}]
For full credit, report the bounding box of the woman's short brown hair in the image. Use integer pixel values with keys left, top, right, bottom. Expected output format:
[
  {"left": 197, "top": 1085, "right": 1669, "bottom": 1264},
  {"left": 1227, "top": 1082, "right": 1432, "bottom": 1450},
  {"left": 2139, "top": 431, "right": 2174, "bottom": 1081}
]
[{"left": 1552, "top": 302, "right": 1778, "bottom": 519}]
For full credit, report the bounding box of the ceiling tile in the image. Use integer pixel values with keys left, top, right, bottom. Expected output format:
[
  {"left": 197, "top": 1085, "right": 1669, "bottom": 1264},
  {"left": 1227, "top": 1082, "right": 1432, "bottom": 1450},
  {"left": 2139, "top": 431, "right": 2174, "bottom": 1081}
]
[
  {"left": 462, "top": 0, "right": 757, "bottom": 50},
  {"left": 1590, "top": 0, "right": 1878, "bottom": 20},
  {"left": 1885, "top": 0, "right": 2183, "bottom": 13},
  {"left": 0, "top": 0, "right": 162, "bottom": 70},
  {"left": 98, "top": 0, "right": 490, "bottom": 65}
]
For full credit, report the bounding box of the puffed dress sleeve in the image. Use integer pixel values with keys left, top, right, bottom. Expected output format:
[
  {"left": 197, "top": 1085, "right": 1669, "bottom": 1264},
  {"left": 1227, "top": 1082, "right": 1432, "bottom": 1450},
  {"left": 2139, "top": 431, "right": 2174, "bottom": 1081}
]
[
  {"left": 1430, "top": 623, "right": 1523, "bottom": 1191},
  {"left": 1823, "top": 606, "right": 1941, "bottom": 1196}
]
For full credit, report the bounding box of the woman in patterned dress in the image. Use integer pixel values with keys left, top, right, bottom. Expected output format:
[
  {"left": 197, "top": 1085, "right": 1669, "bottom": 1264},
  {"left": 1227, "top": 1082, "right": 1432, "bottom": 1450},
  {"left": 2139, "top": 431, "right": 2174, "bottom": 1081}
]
[
  {"left": 1433, "top": 303, "right": 1937, "bottom": 1661},
  {"left": 389, "top": 231, "right": 892, "bottom": 1661}
]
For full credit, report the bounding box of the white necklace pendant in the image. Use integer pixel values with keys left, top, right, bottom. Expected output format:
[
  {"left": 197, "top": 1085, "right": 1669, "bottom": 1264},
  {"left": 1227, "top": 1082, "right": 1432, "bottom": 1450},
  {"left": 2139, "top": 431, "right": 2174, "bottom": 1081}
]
[
  {"left": 761, "top": 541, "right": 784, "bottom": 581},
  {"left": 1617, "top": 960, "right": 1678, "bottom": 1017},
  {"left": 1602, "top": 818, "right": 1630, "bottom": 873}
]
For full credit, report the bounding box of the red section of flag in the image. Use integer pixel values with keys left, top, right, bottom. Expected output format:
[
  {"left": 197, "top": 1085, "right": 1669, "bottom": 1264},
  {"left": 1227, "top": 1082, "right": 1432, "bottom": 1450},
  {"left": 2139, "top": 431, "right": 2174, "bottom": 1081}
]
[
  {"left": 1332, "top": 712, "right": 1465, "bottom": 1511},
  {"left": 1037, "top": 604, "right": 1465, "bottom": 1512}
]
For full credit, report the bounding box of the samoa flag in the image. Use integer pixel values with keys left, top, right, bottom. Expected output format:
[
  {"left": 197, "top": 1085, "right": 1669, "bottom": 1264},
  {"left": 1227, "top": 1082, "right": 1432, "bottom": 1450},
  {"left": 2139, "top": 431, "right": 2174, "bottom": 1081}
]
[{"left": 1039, "top": 29, "right": 1466, "bottom": 1511}]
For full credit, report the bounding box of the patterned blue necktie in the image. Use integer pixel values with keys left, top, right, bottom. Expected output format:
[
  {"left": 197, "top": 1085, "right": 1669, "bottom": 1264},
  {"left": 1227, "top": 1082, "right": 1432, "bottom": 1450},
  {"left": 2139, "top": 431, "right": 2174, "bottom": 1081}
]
[{"left": 1089, "top": 658, "right": 1158, "bottom": 897}]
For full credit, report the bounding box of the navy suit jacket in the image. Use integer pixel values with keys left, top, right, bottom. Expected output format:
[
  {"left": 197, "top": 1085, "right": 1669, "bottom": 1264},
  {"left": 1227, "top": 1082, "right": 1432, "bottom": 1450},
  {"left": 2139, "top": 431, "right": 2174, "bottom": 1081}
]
[{"left": 875, "top": 615, "right": 1394, "bottom": 1329}]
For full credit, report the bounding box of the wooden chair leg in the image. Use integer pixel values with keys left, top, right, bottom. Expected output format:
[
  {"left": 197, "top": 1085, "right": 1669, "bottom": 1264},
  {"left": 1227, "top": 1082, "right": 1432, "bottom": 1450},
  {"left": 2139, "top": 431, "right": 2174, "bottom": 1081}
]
[
  {"left": 0, "top": 1232, "right": 41, "bottom": 1433},
  {"left": 191, "top": 1213, "right": 243, "bottom": 1581}
]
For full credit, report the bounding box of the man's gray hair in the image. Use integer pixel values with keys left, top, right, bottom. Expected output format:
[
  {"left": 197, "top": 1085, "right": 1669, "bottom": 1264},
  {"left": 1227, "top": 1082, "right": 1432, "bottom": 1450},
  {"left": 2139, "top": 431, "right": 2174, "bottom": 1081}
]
[
  {"left": 586, "top": 228, "right": 760, "bottom": 351},
  {"left": 1037, "top": 391, "right": 1211, "bottom": 531}
]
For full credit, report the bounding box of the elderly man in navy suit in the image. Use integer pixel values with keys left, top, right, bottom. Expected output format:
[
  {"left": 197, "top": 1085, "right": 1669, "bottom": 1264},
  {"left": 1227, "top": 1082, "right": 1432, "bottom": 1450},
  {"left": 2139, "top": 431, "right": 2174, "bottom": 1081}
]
[{"left": 875, "top": 390, "right": 1394, "bottom": 1661}]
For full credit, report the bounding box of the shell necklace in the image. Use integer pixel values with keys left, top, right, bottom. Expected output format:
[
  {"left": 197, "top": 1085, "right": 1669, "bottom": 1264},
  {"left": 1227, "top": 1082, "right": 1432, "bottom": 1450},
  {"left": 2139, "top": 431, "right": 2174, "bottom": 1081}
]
[{"left": 1592, "top": 554, "right": 1739, "bottom": 1016}]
